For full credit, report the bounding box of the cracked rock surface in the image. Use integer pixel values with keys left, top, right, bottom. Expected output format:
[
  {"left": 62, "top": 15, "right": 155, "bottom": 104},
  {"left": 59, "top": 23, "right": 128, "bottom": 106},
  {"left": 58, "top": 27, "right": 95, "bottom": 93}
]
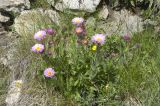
[
  {"left": 0, "top": 0, "right": 30, "bottom": 13},
  {"left": 14, "top": 9, "right": 60, "bottom": 35},
  {"left": 96, "top": 9, "right": 144, "bottom": 36},
  {"left": 48, "top": 0, "right": 101, "bottom": 13}
]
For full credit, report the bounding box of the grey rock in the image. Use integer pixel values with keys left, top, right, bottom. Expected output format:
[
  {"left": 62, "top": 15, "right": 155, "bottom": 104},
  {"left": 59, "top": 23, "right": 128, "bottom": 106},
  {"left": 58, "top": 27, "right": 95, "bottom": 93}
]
[
  {"left": 0, "top": 12, "right": 10, "bottom": 22},
  {"left": 143, "top": 19, "right": 160, "bottom": 33},
  {"left": 97, "top": 9, "right": 144, "bottom": 36},
  {"left": 6, "top": 80, "right": 23, "bottom": 106},
  {"left": 0, "top": 29, "right": 27, "bottom": 80},
  {"left": 98, "top": 5, "right": 109, "bottom": 19},
  {"left": 0, "top": 23, "right": 7, "bottom": 32},
  {"left": 0, "top": 31, "right": 30, "bottom": 106},
  {"left": 0, "top": 32, "right": 19, "bottom": 72},
  {"left": 14, "top": 9, "right": 60, "bottom": 36},
  {"left": 0, "top": 0, "right": 30, "bottom": 13},
  {"left": 51, "top": 0, "right": 101, "bottom": 13},
  {"left": 0, "top": 29, "right": 39, "bottom": 106},
  {"left": 144, "top": 19, "right": 158, "bottom": 26},
  {"left": 155, "top": 0, "right": 160, "bottom": 9}
]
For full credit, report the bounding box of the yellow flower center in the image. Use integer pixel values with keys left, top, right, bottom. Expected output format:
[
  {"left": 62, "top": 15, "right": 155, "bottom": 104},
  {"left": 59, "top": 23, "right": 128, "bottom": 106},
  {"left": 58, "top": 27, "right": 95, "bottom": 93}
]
[
  {"left": 48, "top": 71, "right": 52, "bottom": 76},
  {"left": 76, "top": 29, "right": 82, "bottom": 33},
  {"left": 96, "top": 37, "right": 102, "bottom": 42},
  {"left": 92, "top": 45, "right": 97, "bottom": 51},
  {"left": 35, "top": 46, "right": 41, "bottom": 51},
  {"left": 38, "top": 33, "right": 42, "bottom": 37},
  {"left": 75, "top": 19, "right": 81, "bottom": 23}
]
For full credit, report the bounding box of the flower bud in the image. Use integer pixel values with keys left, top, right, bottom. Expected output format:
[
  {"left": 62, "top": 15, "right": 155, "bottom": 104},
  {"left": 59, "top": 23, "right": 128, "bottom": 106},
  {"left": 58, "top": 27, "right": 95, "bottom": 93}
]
[
  {"left": 123, "top": 34, "right": 131, "bottom": 41},
  {"left": 45, "top": 28, "right": 55, "bottom": 35}
]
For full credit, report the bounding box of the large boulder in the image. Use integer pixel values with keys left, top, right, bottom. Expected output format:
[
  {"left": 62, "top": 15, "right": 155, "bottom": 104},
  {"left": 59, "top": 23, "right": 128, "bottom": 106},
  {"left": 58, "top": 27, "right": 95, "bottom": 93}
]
[
  {"left": 48, "top": 0, "right": 101, "bottom": 13},
  {"left": 14, "top": 9, "right": 60, "bottom": 36},
  {"left": 96, "top": 9, "right": 144, "bottom": 36},
  {"left": 0, "top": 0, "right": 30, "bottom": 29},
  {"left": 0, "top": 0, "right": 30, "bottom": 13}
]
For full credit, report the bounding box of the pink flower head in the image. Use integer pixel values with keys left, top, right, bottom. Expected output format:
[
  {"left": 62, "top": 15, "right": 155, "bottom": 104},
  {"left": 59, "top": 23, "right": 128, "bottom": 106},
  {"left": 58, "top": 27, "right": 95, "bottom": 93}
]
[
  {"left": 34, "top": 30, "right": 46, "bottom": 41},
  {"left": 44, "top": 68, "right": 55, "bottom": 78},
  {"left": 31, "top": 44, "right": 44, "bottom": 53},
  {"left": 45, "top": 28, "right": 55, "bottom": 35},
  {"left": 123, "top": 34, "right": 131, "bottom": 41},
  {"left": 75, "top": 27, "right": 83, "bottom": 35},
  {"left": 72, "top": 17, "right": 84, "bottom": 26},
  {"left": 91, "top": 34, "right": 106, "bottom": 45}
]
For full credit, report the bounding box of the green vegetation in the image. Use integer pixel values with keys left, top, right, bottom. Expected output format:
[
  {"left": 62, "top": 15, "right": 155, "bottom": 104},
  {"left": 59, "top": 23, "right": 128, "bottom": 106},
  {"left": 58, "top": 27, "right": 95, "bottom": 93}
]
[
  {"left": 0, "top": 64, "right": 10, "bottom": 106},
  {"left": 0, "top": 0, "right": 159, "bottom": 105},
  {"left": 30, "top": 0, "right": 51, "bottom": 9},
  {"left": 16, "top": 10, "right": 160, "bottom": 105}
]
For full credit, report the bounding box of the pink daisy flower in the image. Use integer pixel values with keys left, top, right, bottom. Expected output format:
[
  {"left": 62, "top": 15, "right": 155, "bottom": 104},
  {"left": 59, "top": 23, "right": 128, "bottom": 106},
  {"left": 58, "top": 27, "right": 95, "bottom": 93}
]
[
  {"left": 75, "top": 27, "right": 83, "bottom": 35},
  {"left": 91, "top": 34, "right": 106, "bottom": 45},
  {"left": 72, "top": 17, "right": 84, "bottom": 26},
  {"left": 34, "top": 30, "right": 46, "bottom": 41},
  {"left": 31, "top": 44, "right": 44, "bottom": 53},
  {"left": 44, "top": 68, "right": 55, "bottom": 78}
]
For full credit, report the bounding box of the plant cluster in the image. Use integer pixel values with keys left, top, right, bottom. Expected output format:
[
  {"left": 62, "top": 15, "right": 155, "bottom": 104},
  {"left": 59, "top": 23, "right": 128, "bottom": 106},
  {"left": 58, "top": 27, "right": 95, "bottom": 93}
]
[{"left": 29, "top": 16, "right": 160, "bottom": 105}]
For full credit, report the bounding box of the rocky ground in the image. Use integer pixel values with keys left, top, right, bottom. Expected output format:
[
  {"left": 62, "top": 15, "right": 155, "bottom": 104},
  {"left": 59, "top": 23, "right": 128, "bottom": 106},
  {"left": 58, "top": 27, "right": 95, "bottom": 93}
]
[{"left": 0, "top": 0, "right": 159, "bottom": 106}]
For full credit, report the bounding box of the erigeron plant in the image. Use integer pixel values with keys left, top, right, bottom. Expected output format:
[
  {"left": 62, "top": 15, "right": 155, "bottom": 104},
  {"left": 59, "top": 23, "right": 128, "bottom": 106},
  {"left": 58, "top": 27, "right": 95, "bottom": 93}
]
[
  {"left": 30, "top": 16, "right": 137, "bottom": 104},
  {"left": 31, "top": 17, "right": 108, "bottom": 78},
  {"left": 27, "top": 15, "right": 160, "bottom": 105},
  {"left": 30, "top": 17, "right": 113, "bottom": 102}
]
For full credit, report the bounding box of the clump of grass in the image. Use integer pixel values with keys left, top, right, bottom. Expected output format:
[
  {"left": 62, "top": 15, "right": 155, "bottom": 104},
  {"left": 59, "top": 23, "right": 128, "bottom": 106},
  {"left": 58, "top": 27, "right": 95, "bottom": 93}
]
[
  {"left": 0, "top": 64, "right": 10, "bottom": 106},
  {"left": 30, "top": 0, "right": 51, "bottom": 9}
]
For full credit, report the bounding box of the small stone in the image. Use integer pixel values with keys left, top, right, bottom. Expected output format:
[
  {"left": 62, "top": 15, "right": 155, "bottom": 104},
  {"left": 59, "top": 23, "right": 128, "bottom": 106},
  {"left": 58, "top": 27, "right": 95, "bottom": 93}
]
[
  {"left": 124, "top": 96, "right": 142, "bottom": 106},
  {"left": 98, "top": 5, "right": 109, "bottom": 19},
  {"left": 0, "top": 13, "right": 10, "bottom": 22}
]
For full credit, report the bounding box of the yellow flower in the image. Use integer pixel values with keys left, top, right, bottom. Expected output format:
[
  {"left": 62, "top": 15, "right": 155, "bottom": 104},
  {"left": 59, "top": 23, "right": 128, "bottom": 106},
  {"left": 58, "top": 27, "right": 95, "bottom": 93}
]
[
  {"left": 92, "top": 45, "right": 97, "bottom": 51},
  {"left": 15, "top": 80, "right": 23, "bottom": 88}
]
